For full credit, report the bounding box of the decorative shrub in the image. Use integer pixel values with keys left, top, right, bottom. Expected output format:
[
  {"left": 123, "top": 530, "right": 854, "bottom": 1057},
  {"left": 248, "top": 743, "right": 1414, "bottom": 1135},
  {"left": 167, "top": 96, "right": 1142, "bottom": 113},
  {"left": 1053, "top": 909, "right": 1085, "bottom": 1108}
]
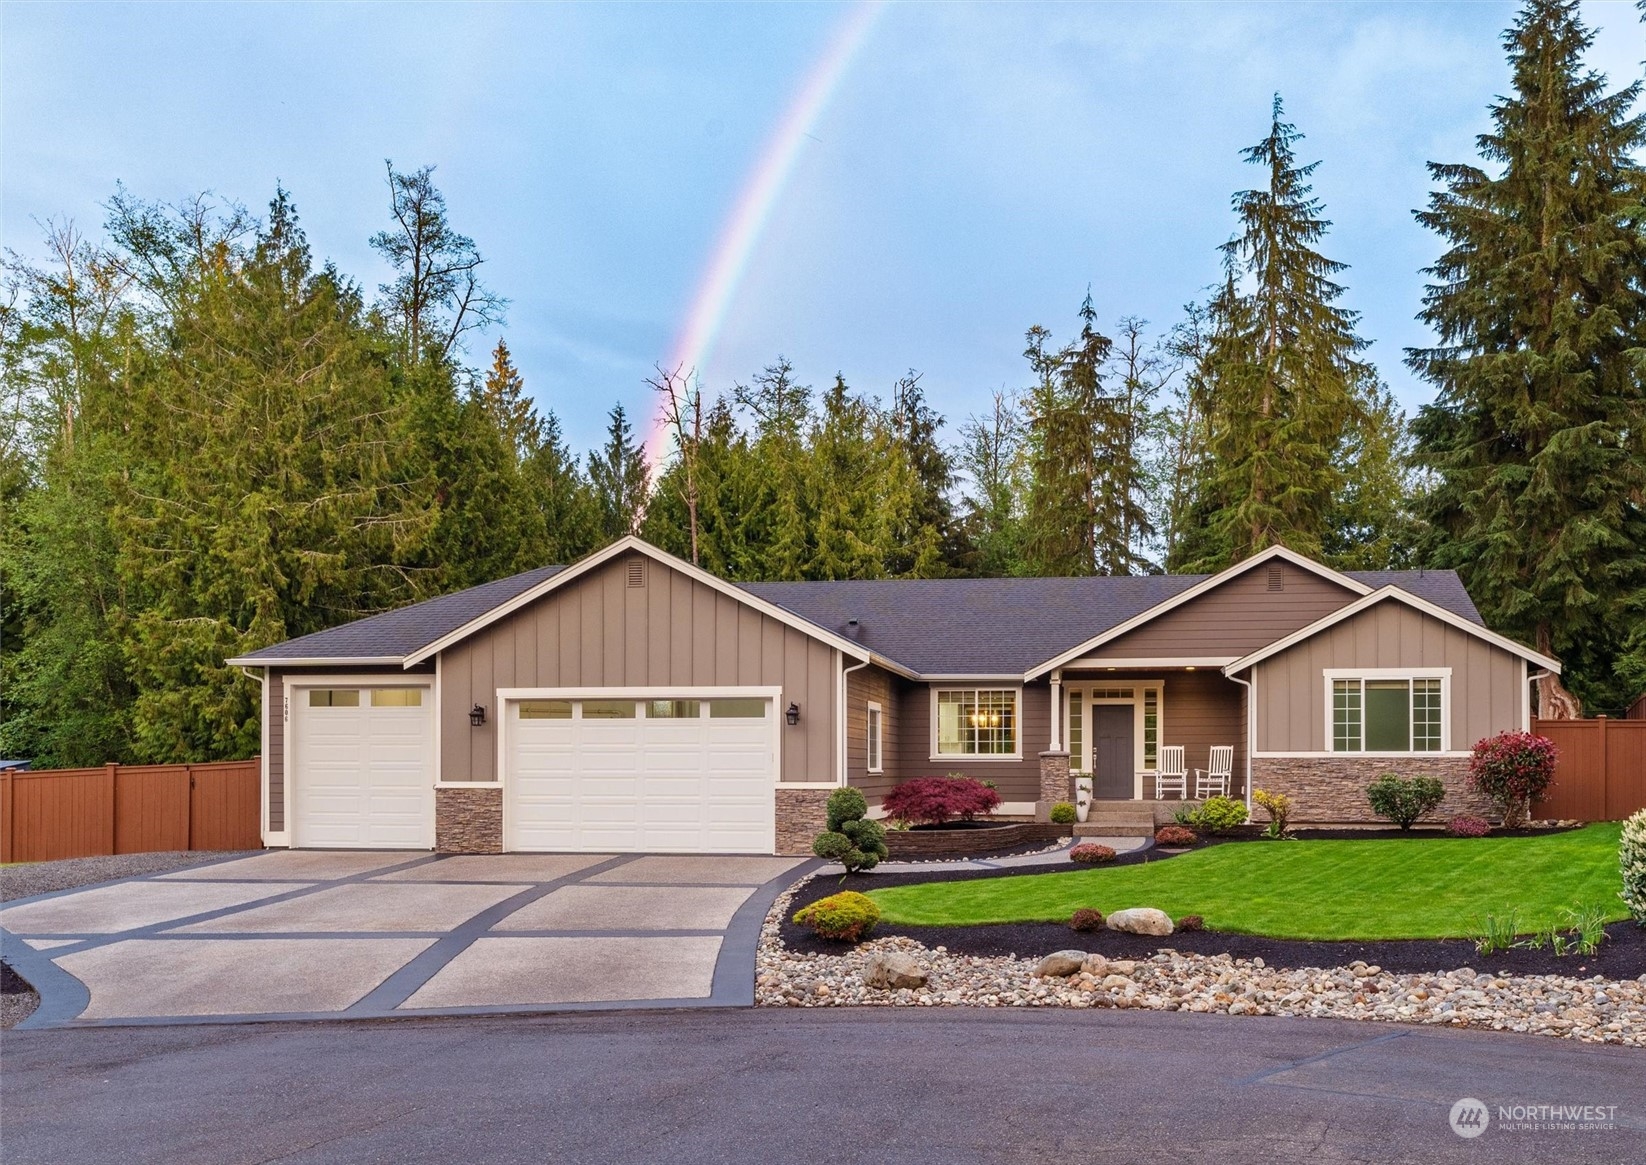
[
  {"left": 793, "top": 891, "right": 880, "bottom": 942},
  {"left": 1049, "top": 801, "right": 1078, "bottom": 825},
  {"left": 1154, "top": 824, "right": 1197, "bottom": 847},
  {"left": 811, "top": 787, "right": 889, "bottom": 873},
  {"left": 1621, "top": 808, "right": 1646, "bottom": 926},
  {"left": 1176, "top": 915, "right": 1204, "bottom": 932},
  {"left": 1366, "top": 774, "right": 1446, "bottom": 830},
  {"left": 881, "top": 775, "right": 1002, "bottom": 827},
  {"left": 1470, "top": 732, "right": 1558, "bottom": 828},
  {"left": 1186, "top": 796, "right": 1248, "bottom": 835},
  {"left": 1069, "top": 908, "right": 1105, "bottom": 932},
  {"left": 1446, "top": 814, "right": 1492, "bottom": 838},
  {"left": 1069, "top": 843, "right": 1117, "bottom": 864},
  {"left": 1252, "top": 788, "right": 1292, "bottom": 839}
]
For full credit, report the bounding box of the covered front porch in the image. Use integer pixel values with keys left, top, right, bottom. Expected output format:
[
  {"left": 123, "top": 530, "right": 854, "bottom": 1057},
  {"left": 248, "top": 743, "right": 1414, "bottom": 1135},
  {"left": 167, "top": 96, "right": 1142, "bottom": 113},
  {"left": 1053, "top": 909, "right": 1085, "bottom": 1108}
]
[{"left": 1048, "top": 668, "right": 1249, "bottom": 802}]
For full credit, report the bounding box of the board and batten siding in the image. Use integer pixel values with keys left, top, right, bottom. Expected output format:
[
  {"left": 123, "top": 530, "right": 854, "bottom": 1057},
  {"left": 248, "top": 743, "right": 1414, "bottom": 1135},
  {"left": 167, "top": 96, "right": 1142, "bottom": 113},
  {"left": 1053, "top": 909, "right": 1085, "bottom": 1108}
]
[
  {"left": 439, "top": 553, "right": 839, "bottom": 784},
  {"left": 893, "top": 680, "right": 1051, "bottom": 805},
  {"left": 1251, "top": 600, "right": 1525, "bottom": 753},
  {"left": 845, "top": 664, "right": 898, "bottom": 801},
  {"left": 1096, "top": 560, "right": 1357, "bottom": 659}
]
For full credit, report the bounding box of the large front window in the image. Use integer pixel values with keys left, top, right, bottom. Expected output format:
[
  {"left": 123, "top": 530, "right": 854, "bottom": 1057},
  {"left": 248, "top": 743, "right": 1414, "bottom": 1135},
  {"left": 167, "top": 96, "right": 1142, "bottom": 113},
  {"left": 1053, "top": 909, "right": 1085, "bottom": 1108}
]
[
  {"left": 1331, "top": 676, "right": 1444, "bottom": 752},
  {"left": 936, "top": 689, "right": 1018, "bottom": 756}
]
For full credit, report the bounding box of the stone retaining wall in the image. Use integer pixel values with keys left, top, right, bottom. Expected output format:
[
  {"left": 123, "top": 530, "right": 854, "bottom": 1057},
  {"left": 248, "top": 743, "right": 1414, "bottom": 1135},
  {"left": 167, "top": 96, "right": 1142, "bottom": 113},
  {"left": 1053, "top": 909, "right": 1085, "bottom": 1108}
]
[
  {"left": 435, "top": 786, "right": 503, "bottom": 853},
  {"left": 1037, "top": 751, "right": 1072, "bottom": 822},
  {"left": 1252, "top": 756, "right": 1493, "bottom": 824},
  {"left": 884, "top": 821, "right": 1064, "bottom": 860}
]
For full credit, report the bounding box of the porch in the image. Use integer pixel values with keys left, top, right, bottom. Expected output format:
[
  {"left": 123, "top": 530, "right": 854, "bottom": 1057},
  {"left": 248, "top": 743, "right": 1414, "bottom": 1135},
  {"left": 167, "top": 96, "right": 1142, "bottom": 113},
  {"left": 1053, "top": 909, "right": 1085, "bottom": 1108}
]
[{"left": 1050, "top": 668, "right": 1248, "bottom": 802}]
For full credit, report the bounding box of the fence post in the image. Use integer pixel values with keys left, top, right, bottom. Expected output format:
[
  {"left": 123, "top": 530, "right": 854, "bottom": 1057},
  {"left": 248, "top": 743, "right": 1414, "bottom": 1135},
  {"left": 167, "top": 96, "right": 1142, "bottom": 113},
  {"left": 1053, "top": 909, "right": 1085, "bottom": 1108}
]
[
  {"left": 105, "top": 762, "right": 119, "bottom": 855},
  {"left": 1598, "top": 716, "right": 1610, "bottom": 819},
  {"left": 1, "top": 771, "right": 12, "bottom": 863},
  {"left": 185, "top": 763, "right": 195, "bottom": 852}
]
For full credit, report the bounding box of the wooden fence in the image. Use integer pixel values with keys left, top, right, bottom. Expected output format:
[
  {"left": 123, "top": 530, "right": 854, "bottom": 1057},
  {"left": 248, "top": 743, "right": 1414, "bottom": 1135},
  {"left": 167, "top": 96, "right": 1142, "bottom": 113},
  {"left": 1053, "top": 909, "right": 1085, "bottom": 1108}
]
[
  {"left": 0, "top": 760, "right": 261, "bottom": 863},
  {"left": 1531, "top": 718, "right": 1646, "bottom": 821}
]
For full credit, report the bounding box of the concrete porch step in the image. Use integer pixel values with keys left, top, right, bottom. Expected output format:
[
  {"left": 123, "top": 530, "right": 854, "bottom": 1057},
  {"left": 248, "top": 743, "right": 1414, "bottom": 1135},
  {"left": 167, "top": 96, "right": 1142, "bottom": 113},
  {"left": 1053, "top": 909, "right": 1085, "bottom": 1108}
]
[{"left": 1075, "top": 821, "right": 1155, "bottom": 838}]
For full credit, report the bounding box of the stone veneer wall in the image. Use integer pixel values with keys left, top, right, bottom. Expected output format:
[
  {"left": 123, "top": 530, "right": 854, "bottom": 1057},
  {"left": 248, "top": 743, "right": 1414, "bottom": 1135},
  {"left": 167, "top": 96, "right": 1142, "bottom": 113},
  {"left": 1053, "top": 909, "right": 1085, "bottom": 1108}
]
[
  {"left": 775, "top": 787, "right": 834, "bottom": 856},
  {"left": 1037, "top": 751, "right": 1072, "bottom": 822},
  {"left": 436, "top": 786, "right": 503, "bottom": 853},
  {"left": 1251, "top": 756, "right": 1492, "bottom": 825}
]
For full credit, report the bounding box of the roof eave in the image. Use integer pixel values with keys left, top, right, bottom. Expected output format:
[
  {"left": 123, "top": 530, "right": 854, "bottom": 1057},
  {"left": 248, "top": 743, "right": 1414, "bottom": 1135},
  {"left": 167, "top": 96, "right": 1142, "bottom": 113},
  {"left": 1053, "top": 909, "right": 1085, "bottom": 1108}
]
[{"left": 223, "top": 655, "right": 408, "bottom": 668}]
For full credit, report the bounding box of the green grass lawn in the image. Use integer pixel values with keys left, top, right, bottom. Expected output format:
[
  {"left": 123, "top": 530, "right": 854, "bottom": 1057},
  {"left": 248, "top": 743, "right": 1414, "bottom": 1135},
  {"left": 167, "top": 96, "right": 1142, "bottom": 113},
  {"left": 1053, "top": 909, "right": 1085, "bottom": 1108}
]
[{"left": 866, "top": 823, "right": 1627, "bottom": 941}]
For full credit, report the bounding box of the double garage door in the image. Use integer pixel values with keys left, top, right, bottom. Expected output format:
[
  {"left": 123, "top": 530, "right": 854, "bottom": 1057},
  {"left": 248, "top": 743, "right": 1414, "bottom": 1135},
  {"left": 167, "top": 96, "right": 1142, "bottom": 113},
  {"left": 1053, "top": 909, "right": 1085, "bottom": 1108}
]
[
  {"left": 506, "top": 694, "right": 776, "bottom": 854},
  {"left": 289, "top": 683, "right": 777, "bottom": 854}
]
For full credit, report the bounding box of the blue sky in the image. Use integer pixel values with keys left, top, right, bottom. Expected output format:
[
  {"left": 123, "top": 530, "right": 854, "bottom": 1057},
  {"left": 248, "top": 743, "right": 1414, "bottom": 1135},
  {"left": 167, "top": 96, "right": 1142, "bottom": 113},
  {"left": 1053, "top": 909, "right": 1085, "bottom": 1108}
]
[{"left": 4, "top": 1, "right": 1642, "bottom": 454}]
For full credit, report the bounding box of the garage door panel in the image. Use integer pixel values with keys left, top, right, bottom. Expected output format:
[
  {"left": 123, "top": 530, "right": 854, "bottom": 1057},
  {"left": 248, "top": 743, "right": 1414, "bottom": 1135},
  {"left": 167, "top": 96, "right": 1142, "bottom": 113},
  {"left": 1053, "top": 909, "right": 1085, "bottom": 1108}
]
[
  {"left": 293, "top": 687, "right": 432, "bottom": 849},
  {"left": 506, "top": 695, "right": 775, "bottom": 854}
]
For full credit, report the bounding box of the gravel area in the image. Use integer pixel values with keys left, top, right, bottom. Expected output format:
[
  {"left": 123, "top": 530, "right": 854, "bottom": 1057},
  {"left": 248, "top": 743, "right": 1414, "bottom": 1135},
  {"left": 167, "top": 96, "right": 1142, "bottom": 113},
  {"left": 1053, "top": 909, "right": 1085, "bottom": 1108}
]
[
  {"left": 759, "top": 872, "right": 1646, "bottom": 1045},
  {"left": 0, "top": 850, "right": 258, "bottom": 903}
]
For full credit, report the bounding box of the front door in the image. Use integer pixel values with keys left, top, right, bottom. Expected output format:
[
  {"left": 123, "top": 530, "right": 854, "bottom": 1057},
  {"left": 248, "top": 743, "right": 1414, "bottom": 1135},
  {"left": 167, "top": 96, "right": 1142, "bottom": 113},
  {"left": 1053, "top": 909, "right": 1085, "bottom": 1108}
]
[{"left": 1092, "top": 704, "right": 1134, "bottom": 799}]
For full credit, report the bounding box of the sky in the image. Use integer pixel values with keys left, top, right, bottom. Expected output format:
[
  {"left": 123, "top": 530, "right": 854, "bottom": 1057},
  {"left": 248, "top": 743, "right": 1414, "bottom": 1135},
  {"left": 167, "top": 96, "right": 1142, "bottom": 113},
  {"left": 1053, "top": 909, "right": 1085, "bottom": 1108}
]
[{"left": 4, "top": 1, "right": 1643, "bottom": 458}]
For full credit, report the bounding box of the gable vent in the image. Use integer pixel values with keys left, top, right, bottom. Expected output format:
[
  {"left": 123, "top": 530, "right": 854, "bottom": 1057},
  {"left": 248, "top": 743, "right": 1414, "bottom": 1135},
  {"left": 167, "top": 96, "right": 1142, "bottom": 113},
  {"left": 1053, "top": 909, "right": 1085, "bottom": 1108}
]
[
  {"left": 626, "top": 558, "right": 647, "bottom": 588},
  {"left": 1266, "top": 563, "right": 1284, "bottom": 592}
]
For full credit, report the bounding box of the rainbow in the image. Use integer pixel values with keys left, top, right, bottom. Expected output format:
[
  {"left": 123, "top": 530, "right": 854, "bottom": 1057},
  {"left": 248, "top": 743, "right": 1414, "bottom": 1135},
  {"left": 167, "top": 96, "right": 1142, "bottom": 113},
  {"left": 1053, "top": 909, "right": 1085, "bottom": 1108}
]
[{"left": 646, "top": 0, "right": 886, "bottom": 466}]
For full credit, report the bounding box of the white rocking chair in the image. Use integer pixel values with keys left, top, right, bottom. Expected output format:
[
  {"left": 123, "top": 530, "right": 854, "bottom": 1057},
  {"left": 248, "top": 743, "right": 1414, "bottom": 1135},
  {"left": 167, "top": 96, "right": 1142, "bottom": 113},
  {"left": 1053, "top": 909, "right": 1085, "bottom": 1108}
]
[
  {"left": 1195, "top": 745, "right": 1234, "bottom": 800},
  {"left": 1154, "top": 745, "right": 1187, "bottom": 800}
]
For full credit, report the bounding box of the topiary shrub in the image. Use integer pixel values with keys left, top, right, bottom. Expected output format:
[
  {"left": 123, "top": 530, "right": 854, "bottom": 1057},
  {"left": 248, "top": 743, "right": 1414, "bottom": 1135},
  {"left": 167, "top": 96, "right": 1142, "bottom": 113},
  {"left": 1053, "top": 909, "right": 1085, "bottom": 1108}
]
[
  {"left": 1252, "top": 788, "right": 1292, "bottom": 839},
  {"left": 1049, "top": 801, "right": 1078, "bottom": 825},
  {"left": 793, "top": 891, "right": 881, "bottom": 942},
  {"left": 1366, "top": 774, "right": 1446, "bottom": 830},
  {"left": 1470, "top": 731, "right": 1558, "bottom": 828},
  {"left": 1176, "top": 914, "right": 1204, "bottom": 932},
  {"left": 881, "top": 775, "right": 1002, "bottom": 827},
  {"left": 1446, "top": 814, "right": 1492, "bottom": 838},
  {"left": 1069, "top": 843, "right": 1116, "bottom": 863},
  {"left": 811, "top": 787, "right": 888, "bottom": 873},
  {"left": 1069, "top": 908, "right": 1105, "bottom": 932},
  {"left": 1621, "top": 808, "right": 1646, "bottom": 926},
  {"left": 1154, "top": 824, "right": 1196, "bottom": 847},
  {"left": 1186, "top": 796, "right": 1248, "bottom": 835}
]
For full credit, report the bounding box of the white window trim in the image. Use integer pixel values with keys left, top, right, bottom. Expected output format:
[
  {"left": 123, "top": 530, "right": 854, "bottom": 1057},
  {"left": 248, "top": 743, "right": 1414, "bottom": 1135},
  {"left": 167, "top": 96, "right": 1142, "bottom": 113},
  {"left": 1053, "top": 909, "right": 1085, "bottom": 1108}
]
[
  {"left": 1323, "top": 668, "right": 1452, "bottom": 755},
  {"left": 866, "top": 701, "right": 884, "bottom": 774},
  {"left": 929, "top": 686, "right": 1024, "bottom": 762}
]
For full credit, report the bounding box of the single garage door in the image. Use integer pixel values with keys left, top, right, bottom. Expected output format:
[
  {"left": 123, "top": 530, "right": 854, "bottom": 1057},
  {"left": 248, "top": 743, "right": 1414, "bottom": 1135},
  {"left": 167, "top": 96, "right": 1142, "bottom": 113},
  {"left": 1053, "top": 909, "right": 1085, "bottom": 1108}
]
[
  {"left": 291, "top": 684, "right": 433, "bottom": 848},
  {"left": 506, "top": 695, "right": 776, "bottom": 853}
]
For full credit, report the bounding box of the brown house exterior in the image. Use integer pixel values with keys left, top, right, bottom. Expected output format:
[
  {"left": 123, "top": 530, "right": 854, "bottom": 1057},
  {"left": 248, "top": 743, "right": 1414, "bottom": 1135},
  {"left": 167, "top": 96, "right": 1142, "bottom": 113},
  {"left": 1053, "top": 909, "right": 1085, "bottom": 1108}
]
[{"left": 231, "top": 537, "right": 1560, "bottom": 856}]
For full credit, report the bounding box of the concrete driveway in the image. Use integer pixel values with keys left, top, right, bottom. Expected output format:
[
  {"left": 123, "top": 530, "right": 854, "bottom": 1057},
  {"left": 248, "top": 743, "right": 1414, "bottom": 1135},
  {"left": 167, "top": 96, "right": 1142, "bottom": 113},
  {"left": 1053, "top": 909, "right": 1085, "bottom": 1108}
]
[{"left": 0, "top": 850, "right": 808, "bottom": 1028}]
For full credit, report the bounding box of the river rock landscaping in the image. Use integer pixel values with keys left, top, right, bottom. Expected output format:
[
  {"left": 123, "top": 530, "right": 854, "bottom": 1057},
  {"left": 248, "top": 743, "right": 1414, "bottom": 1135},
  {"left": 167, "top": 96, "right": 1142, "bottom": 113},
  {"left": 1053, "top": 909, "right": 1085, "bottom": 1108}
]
[{"left": 757, "top": 870, "right": 1646, "bottom": 1046}]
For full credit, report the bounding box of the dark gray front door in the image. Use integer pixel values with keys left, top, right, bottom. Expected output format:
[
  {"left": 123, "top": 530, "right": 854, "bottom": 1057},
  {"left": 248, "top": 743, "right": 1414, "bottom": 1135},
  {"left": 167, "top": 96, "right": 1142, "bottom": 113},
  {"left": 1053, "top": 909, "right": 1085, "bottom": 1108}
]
[{"left": 1092, "top": 705, "right": 1134, "bottom": 799}]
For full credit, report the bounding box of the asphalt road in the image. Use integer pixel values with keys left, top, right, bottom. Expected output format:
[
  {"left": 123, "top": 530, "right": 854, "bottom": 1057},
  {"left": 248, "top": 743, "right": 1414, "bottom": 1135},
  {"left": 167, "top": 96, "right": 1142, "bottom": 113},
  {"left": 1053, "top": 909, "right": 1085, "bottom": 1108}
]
[{"left": 2, "top": 1009, "right": 1642, "bottom": 1164}]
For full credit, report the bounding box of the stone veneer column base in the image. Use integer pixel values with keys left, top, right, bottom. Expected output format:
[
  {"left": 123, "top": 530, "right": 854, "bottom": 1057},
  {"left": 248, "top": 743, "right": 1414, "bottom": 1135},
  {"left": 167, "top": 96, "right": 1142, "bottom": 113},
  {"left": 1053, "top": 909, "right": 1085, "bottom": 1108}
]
[
  {"left": 1037, "top": 751, "right": 1072, "bottom": 822},
  {"left": 775, "top": 787, "right": 835, "bottom": 856},
  {"left": 1251, "top": 756, "right": 1492, "bottom": 825},
  {"left": 436, "top": 786, "right": 504, "bottom": 853}
]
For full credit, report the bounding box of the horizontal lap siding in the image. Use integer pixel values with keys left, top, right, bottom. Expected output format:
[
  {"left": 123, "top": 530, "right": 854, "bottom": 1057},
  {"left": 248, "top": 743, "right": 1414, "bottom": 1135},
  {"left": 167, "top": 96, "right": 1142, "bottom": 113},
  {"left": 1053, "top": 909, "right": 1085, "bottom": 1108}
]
[
  {"left": 1098, "top": 561, "right": 1356, "bottom": 658},
  {"left": 894, "top": 681, "right": 1049, "bottom": 805},
  {"left": 1160, "top": 672, "right": 1247, "bottom": 791},
  {"left": 846, "top": 664, "right": 897, "bottom": 801},
  {"left": 1252, "top": 602, "right": 1525, "bottom": 752},
  {"left": 440, "top": 554, "right": 838, "bottom": 784}
]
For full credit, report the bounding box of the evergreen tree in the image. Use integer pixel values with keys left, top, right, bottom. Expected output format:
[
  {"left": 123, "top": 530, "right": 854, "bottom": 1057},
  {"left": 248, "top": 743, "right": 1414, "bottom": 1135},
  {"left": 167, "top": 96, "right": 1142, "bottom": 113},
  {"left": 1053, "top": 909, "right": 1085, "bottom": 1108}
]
[
  {"left": 1409, "top": 0, "right": 1646, "bottom": 714},
  {"left": 588, "top": 403, "right": 649, "bottom": 540},
  {"left": 957, "top": 391, "right": 1027, "bottom": 576},
  {"left": 521, "top": 409, "right": 601, "bottom": 564},
  {"left": 733, "top": 358, "right": 812, "bottom": 579},
  {"left": 804, "top": 374, "right": 887, "bottom": 580},
  {"left": 886, "top": 371, "right": 961, "bottom": 575},
  {"left": 1189, "top": 98, "right": 1372, "bottom": 570},
  {"left": 1323, "top": 375, "right": 1417, "bottom": 570},
  {"left": 482, "top": 338, "right": 540, "bottom": 461}
]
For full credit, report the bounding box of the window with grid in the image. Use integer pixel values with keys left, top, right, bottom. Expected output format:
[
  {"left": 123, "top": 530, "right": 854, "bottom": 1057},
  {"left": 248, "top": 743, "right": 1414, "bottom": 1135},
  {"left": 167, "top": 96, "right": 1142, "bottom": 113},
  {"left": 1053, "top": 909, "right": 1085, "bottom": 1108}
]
[
  {"left": 1067, "top": 692, "right": 1083, "bottom": 773},
  {"left": 935, "top": 689, "right": 1017, "bottom": 756},
  {"left": 1332, "top": 677, "right": 1443, "bottom": 753},
  {"left": 1143, "top": 688, "right": 1159, "bottom": 770}
]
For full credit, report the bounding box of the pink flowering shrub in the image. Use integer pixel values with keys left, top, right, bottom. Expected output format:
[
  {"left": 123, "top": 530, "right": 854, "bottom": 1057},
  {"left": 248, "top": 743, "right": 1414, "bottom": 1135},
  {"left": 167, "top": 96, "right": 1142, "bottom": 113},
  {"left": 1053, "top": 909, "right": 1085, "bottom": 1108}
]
[
  {"left": 881, "top": 776, "right": 1001, "bottom": 827},
  {"left": 1446, "top": 815, "right": 1492, "bottom": 838},
  {"left": 1069, "top": 843, "right": 1117, "bottom": 864},
  {"left": 1469, "top": 732, "right": 1558, "bottom": 828}
]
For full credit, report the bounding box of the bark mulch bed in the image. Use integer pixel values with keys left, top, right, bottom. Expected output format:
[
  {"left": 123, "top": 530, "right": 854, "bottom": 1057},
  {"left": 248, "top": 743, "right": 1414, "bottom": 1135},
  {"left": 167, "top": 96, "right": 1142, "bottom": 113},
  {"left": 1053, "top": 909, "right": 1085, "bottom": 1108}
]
[{"left": 785, "top": 853, "right": 1646, "bottom": 980}]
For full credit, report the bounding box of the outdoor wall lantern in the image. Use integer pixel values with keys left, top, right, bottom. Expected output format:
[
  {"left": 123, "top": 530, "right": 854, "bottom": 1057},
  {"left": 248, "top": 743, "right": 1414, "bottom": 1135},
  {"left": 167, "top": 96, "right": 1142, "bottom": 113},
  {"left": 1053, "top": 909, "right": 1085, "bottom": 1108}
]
[
  {"left": 469, "top": 704, "right": 487, "bottom": 727},
  {"left": 786, "top": 702, "right": 801, "bottom": 726}
]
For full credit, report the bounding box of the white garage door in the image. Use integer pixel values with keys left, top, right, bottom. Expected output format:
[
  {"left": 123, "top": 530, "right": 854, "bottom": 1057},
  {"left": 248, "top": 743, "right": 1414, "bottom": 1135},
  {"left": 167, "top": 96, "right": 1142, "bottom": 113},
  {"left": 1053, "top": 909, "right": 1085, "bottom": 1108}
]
[
  {"left": 506, "top": 695, "right": 776, "bottom": 854},
  {"left": 291, "top": 685, "right": 433, "bottom": 848}
]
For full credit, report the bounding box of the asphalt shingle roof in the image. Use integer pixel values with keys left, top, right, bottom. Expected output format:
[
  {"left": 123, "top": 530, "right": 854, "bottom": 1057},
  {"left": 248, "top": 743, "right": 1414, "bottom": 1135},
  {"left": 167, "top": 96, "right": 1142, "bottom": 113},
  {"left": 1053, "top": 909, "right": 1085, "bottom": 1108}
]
[{"left": 234, "top": 558, "right": 1482, "bottom": 676}]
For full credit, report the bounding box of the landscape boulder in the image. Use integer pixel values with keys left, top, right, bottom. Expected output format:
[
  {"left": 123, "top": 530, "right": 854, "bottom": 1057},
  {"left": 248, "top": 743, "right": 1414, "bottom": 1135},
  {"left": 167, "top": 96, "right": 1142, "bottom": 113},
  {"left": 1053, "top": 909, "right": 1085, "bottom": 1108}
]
[
  {"left": 1106, "top": 908, "right": 1174, "bottom": 936},
  {"left": 1033, "top": 950, "right": 1088, "bottom": 977},
  {"left": 863, "top": 952, "right": 928, "bottom": 990}
]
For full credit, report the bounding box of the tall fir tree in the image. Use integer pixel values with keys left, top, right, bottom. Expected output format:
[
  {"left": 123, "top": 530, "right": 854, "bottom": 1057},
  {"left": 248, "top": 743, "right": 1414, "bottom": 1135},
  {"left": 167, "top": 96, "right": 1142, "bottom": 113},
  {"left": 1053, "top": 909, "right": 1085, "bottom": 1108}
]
[
  {"left": 1188, "top": 97, "right": 1372, "bottom": 570},
  {"left": 482, "top": 338, "right": 540, "bottom": 461},
  {"left": 957, "top": 391, "right": 1028, "bottom": 577},
  {"left": 588, "top": 403, "right": 649, "bottom": 540},
  {"left": 1409, "top": 0, "right": 1646, "bottom": 714}
]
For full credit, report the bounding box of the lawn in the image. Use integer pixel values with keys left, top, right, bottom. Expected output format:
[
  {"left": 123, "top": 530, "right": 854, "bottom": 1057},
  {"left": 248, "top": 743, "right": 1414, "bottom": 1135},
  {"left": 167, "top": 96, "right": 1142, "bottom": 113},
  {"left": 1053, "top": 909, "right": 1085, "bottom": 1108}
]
[{"left": 866, "top": 823, "right": 1628, "bottom": 941}]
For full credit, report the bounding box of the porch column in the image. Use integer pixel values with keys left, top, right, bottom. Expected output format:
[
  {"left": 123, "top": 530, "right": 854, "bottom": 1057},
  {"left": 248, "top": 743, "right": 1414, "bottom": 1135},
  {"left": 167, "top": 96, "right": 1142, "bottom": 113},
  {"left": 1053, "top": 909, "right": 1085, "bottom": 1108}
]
[{"left": 1049, "top": 670, "right": 1063, "bottom": 752}]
